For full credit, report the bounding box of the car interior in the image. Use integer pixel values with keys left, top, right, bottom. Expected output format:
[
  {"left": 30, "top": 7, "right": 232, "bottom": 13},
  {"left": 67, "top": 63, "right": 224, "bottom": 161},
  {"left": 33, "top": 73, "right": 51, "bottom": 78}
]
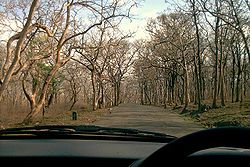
[{"left": 1, "top": 127, "right": 250, "bottom": 166}]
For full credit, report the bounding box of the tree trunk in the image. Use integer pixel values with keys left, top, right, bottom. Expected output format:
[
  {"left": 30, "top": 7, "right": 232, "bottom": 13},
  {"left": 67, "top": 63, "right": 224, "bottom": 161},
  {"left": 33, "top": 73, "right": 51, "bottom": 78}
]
[
  {"left": 220, "top": 66, "right": 225, "bottom": 106},
  {"left": 0, "top": 0, "right": 39, "bottom": 98},
  {"left": 235, "top": 46, "right": 241, "bottom": 102},
  {"left": 183, "top": 70, "right": 190, "bottom": 110},
  {"left": 163, "top": 76, "right": 167, "bottom": 108},
  {"left": 243, "top": 54, "right": 247, "bottom": 98},
  {"left": 191, "top": 0, "right": 202, "bottom": 111},
  {"left": 231, "top": 47, "right": 236, "bottom": 103},
  {"left": 117, "top": 81, "right": 121, "bottom": 105},
  {"left": 182, "top": 53, "right": 190, "bottom": 111},
  {"left": 114, "top": 83, "right": 117, "bottom": 106},
  {"left": 219, "top": 28, "right": 225, "bottom": 106},
  {"left": 212, "top": 3, "right": 220, "bottom": 108},
  {"left": 98, "top": 83, "right": 105, "bottom": 109},
  {"left": 235, "top": 71, "right": 241, "bottom": 102},
  {"left": 91, "top": 70, "right": 98, "bottom": 111},
  {"left": 69, "top": 94, "right": 77, "bottom": 110},
  {"left": 139, "top": 82, "right": 144, "bottom": 105},
  {"left": 144, "top": 82, "right": 151, "bottom": 104},
  {"left": 22, "top": 102, "right": 44, "bottom": 124},
  {"left": 193, "top": 51, "right": 201, "bottom": 110},
  {"left": 22, "top": 63, "right": 61, "bottom": 123},
  {"left": 241, "top": 53, "right": 247, "bottom": 102}
]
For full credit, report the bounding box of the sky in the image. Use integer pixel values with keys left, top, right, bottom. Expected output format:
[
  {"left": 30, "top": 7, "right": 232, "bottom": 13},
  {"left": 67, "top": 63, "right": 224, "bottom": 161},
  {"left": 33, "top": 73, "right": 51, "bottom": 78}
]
[{"left": 120, "top": 0, "right": 168, "bottom": 40}]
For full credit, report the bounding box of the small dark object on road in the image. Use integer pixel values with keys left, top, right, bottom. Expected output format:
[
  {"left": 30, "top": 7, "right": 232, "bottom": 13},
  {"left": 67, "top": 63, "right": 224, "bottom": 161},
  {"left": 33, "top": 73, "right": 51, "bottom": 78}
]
[{"left": 72, "top": 111, "right": 77, "bottom": 120}]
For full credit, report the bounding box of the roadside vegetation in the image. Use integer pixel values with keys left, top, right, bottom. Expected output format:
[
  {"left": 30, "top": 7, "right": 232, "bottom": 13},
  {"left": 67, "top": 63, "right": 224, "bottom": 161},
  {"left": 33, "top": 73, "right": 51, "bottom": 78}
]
[
  {"left": 0, "top": 106, "right": 113, "bottom": 129},
  {"left": 174, "top": 100, "right": 250, "bottom": 128}
]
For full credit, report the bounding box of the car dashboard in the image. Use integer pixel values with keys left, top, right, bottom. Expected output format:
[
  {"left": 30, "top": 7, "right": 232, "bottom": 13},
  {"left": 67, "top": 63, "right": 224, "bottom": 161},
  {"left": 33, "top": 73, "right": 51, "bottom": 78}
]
[
  {"left": 0, "top": 138, "right": 165, "bottom": 166},
  {"left": 2, "top": 127, "right": 250, "bottom": 166},
  {"left": 2, "top": 138, "right": 250, "bottom": 166}
]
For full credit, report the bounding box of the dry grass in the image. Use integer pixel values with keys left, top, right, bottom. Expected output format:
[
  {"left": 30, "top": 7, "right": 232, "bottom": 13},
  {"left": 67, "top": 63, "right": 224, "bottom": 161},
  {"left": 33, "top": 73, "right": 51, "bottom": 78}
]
[
  {"left": 178, "top": 99, "right": 250, "bottom": 128},
  {"left": 0, "top": 104, "right": 29, "bottom": 129},
  {"left": 197, "top": 100, "right": 250, "bottom": 128},
  {"left": 0, "top": 103, "right": 112, "bottom": 129}
]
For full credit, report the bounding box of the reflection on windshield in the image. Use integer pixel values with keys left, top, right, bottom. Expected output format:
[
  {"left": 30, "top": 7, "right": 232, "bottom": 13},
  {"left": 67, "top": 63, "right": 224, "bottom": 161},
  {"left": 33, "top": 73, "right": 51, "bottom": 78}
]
[{"left": 0, "top": 0, "right": 249, "bottom": 136}]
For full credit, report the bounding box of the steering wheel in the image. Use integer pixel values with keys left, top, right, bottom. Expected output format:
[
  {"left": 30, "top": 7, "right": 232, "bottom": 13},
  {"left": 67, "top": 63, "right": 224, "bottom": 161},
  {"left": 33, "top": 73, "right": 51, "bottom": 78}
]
[{"left": 131, "top": 127, "right": 250, "bottom": 167}]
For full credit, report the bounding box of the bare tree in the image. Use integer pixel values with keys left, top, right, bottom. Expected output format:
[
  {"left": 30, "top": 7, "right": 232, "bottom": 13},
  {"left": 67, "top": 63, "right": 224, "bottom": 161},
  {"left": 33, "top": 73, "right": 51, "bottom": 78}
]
[
  {"left": 107, "top": 40, "right": 136, "bottom": 106},
  {"left": 20, "top": 0, "right": 135, "bottom": 123}
]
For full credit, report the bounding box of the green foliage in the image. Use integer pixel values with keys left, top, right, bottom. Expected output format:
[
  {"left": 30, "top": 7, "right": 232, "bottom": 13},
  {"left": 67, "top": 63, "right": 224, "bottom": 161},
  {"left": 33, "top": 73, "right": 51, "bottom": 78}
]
[
  {"left": 32, "top": 78, "right": 38, "bottom": 88},
  {"left": 32, "top": 63, "right": 65, "bottom": 94},
  {"left": 37, "top": 62, "right": 52, "bottom": 76},
  {"left": 51, "top": 71, "right": 65, "bottom": 93}
]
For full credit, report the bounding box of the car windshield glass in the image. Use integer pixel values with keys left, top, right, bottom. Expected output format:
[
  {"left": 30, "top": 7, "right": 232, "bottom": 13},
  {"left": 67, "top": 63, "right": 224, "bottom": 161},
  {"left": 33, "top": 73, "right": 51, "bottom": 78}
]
[{"left": 0, "top": 0, "right": 249, "bottom": 138}]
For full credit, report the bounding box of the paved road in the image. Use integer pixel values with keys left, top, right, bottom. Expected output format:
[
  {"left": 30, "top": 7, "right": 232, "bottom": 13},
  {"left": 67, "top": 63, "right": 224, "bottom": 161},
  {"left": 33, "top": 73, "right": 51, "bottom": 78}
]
[{"left": 92, "top": 103, "right": 203, "bottom": 137}]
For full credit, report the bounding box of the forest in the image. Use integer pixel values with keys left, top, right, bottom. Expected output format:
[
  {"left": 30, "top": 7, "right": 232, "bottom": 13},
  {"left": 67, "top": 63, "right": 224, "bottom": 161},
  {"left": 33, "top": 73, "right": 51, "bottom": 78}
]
[{"left": 0, "top": 0, "right": 249, "bottom": 126}]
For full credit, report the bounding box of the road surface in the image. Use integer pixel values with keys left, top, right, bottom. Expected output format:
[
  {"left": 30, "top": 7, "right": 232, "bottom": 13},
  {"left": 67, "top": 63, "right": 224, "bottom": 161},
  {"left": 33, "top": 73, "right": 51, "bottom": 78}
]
[{"left": 92, "top": 103, "right": 203, "bottom": 137}]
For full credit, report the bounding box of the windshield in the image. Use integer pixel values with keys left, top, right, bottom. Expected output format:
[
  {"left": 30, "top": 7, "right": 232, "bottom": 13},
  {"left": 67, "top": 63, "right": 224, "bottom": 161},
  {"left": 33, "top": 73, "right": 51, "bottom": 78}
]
[{"left": 0, "top": 0, "right": 249, "bottom": 138}]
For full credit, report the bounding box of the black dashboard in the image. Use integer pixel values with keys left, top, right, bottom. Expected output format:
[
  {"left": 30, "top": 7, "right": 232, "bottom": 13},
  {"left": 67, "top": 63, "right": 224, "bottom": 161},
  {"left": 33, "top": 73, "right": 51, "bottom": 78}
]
[
  {"left": 2, "top": 127, "right": 250, "bottom": 166},
  {"left": 0, "top": 138, "right": 165, "bottom": 166},
  {"left": 2, "top": 138, "right": 250, "bottom": 166}
]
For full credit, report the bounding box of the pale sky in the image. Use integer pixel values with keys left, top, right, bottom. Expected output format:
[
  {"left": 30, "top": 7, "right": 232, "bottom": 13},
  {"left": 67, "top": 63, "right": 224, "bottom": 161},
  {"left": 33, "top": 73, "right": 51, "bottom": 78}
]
[{"left": 120, "top": 0, "right": 168, "bottom": 40}]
